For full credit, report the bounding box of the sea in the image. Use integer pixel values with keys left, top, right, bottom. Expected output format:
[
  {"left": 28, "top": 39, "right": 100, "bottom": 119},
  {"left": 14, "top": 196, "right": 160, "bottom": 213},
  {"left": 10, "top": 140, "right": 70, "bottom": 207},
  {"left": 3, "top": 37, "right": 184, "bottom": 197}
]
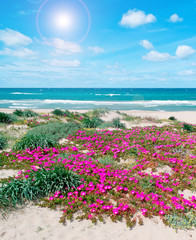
[{"left": 0, "top": 88, "right": 196, "bottom": 111}]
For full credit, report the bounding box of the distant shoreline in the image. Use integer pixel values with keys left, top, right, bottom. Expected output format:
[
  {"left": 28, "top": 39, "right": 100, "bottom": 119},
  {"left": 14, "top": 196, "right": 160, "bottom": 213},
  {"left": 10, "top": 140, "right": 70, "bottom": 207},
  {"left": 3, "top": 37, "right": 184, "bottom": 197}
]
[{"left": 1, "top": 108, "right": 196, "bottom": 124}]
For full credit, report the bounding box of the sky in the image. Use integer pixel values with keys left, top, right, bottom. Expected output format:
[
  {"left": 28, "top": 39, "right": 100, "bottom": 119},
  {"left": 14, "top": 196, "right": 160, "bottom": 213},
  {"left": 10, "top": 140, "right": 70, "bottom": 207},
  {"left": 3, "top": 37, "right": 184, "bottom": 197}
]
[{"left": 0, "top": 0, "right": 196, "bottom": 88}]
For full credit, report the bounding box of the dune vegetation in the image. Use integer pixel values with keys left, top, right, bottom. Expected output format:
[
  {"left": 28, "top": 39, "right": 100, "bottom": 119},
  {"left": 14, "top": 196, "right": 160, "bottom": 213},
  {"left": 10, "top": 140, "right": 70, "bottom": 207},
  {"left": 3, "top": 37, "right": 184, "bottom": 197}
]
[{"left": 0, "top": 109, "right": 195, "bottom": 230}]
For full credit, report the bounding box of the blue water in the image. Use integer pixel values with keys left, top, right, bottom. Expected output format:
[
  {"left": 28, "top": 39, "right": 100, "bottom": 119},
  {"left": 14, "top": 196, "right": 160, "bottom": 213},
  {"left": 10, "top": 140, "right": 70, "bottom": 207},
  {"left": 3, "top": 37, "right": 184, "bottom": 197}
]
[{"left": 0, "top": 88, "right": 196, "bottom": 111}]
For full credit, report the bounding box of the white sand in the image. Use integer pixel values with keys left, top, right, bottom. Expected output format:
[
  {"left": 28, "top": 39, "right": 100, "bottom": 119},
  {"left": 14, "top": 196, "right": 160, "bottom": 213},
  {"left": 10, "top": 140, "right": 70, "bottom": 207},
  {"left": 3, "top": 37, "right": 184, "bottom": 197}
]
[
  {"left": 0, "top": 205, "right": 195, "bottom": 240},
  {"left": 0, "top": 169, "right": 19, "bottom": 179},
  {"left": 123, "top": 111, "right": 196, "bottom": 124},
  {"left": 1, "top": 108, "right": 196, "bottom": 124}
]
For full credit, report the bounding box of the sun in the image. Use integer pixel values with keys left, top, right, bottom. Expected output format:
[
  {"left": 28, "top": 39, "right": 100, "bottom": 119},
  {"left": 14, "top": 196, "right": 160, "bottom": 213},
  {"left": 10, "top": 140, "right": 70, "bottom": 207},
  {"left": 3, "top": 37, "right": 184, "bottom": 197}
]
[{"left": 54, "top": 13, "right": 73, "bottom": 30}]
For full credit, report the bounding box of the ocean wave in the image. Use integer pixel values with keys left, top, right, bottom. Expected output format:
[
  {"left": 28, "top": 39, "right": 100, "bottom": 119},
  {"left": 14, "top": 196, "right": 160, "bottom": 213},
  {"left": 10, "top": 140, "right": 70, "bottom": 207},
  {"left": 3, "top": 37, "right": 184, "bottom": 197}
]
[
  {"left": 11, "top": 92, "right": 42, "bottom": 95},
  {"left": 9, "top": 106, "right": 37, "bottom": 109},
  {"left": 42, "top": 100, "right": 196, "bottom": 106},
  {"left": 95, "top": 94, "right": 121, "bottom": 96},
  {"left": 1, "top": 99, "right": 196, "bottom": 107}
]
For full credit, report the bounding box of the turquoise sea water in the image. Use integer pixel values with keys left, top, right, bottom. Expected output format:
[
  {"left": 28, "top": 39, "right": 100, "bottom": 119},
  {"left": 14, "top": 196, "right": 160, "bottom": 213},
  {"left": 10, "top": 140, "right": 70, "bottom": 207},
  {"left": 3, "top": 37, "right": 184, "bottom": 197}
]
[{"left": 0, "top": 88, "right": 196, "bottom": 111}]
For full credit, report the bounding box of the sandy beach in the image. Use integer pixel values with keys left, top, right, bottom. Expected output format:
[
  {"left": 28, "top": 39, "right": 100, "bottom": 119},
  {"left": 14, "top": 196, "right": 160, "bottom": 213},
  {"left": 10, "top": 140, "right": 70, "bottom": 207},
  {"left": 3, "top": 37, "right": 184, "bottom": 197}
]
[
  {"left": 0, "top": 204, "right": 195, "bottom": 240},
  {"left": 1, "top": 108, "right": 196, "bottom": 124}
]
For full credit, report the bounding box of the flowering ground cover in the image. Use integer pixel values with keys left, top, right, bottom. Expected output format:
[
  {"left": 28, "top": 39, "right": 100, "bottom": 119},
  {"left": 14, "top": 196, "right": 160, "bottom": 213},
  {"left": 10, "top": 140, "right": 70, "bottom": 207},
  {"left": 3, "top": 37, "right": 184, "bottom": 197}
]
[{"left": 0, "top": 123, "right": 195, "bottom": 230}]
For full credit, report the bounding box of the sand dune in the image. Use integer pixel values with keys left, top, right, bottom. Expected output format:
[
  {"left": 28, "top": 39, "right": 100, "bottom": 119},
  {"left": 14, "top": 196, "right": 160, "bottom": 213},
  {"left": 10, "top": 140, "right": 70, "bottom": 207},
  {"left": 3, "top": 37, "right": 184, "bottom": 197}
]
[{"left": 0, "top": 205, "right": 195, "bottom": 240}]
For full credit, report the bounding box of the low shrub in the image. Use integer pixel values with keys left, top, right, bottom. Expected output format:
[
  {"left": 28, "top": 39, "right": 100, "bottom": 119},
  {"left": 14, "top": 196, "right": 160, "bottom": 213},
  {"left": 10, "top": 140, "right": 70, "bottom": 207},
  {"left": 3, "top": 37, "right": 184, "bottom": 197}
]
[
  {"left": 28, "top": 122, "right": 80, "bottom": 140},
  {"left": 169, "top": 116, "right": 177, "bottom": 121},
  {"left": 0, "top": 135, "right": 8, "bottom": 150},
  {"left": 82, "top": 116, "right": 103, "bottom": 128},
  {"left": 164, "top": 210, "right": 196, "bottom": 230},
  {"left": 52, "top": 109, "right": 65, "bottom": 116},
  {"left": 64, "top": 110, "right": 73, "bottom": 118},
  {"left": 183, "top": 123, "right": 194, "bottom": 132},
  {"left": 13, "top": 109, "right": 23, "bottom": 117},
  {"left": 0, "top": 166, "right": 81, "bottom": 210},
  {"left": 13, "top": 122, "right": 80, "bottom": 150},
  {"left": 13, "top": 134, "right": 55, "bottom": 150},
  {"left": 13, "top": 109, "right": 38, "bottom": 117},
  {"left": 0, "top": 112, "right": 15, "bottom": 124},
  {"left": 112, "top": 118, "right": 126, "bottom": 129}
]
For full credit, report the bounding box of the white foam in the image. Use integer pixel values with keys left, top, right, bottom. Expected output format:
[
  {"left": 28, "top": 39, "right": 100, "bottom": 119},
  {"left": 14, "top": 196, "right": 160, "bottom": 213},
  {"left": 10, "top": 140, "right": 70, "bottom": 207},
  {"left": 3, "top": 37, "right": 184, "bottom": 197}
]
[
  {"left": 42, "top": 100, "right": 196, "bottom": 106},
  {"left": 2, "top": 99, "right": 196, "bottom": 108},
  {"left": 11, "top": 92, "right": 42, "bottom": 95},
  {"left": 95, "top": 94, "right": 121, "bottom": 96}
]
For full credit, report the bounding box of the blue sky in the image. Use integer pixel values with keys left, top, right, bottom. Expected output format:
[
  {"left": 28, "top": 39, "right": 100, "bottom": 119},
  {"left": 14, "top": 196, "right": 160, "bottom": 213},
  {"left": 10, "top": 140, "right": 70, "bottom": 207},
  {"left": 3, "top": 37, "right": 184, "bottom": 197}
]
[{"left": 0, "top": 0, "right": 196, "bottom": 88}]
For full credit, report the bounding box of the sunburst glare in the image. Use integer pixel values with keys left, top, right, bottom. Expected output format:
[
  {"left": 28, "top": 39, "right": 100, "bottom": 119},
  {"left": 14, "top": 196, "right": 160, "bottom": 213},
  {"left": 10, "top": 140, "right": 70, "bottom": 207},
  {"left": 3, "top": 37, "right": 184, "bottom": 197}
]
[{"left": 54, "top": 13, "right": 73, "bottom": 30}]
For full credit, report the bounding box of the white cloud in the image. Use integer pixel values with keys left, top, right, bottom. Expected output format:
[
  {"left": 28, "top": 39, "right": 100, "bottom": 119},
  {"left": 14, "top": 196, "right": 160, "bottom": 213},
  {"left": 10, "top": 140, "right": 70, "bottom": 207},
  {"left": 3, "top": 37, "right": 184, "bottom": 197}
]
[
  {"left": 0, "top": 28, "right": 32, "bottom": 46},
  {"left": 143, "top": 50, "right": 171, "bottom": 61},
  {"left": 47, "top": 38, "right": 82, "bottom": 55},
  {"left": 140, "top": 40, "right": 154, "bottom": 50},
  {"left": 178, "top": 70, "right": 195, "bottom": 76},
  {"left": 0, "top": 47, "right": 37, "bottom": 59},
  {"left": 169, "top": 14, "right": 183, "bottom": 23},
  {"left": 143, "top": 45, "right": 195, "bottom": 61},
  {"left": 47, "top": 59, "right": 81, "bottom": 67},
  {"left": 175, "top": 45, "right": 195, "bottom": 59},
  {"left": 89, "top": 46, "right": 104, "bottom": 54},
  {"left": 120, "top": 9, "right": 156, "bottom": 28}
]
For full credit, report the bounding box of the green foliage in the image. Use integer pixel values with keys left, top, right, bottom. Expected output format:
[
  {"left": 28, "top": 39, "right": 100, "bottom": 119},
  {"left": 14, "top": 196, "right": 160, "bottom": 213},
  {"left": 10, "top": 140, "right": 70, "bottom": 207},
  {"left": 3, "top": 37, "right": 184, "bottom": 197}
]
[
  {"left": 82, "top": 116, "right": 104, "bottom": 128},
  {"left": 13, "top": 122, "right": 80, "bottom": 150},
  {"left": 183, "top": 123, "right": 194, "bottom": 132},
  {"left": 27, "top": 122, "right": 80, "bottom": 140},
  {"left": 169, "top": 116, "right": 177, "bottom": 121},
  {"left": 0, "top": 134, "right": 8, "bottom": 150},
  {"left": 165, "top": 210, "right": 196, "bottom": 230},
  {"left": 98, "top": 156, "right": 116, "bottom": 166},
  {"left": 139, "top": 178, "right": 155, "bottom": 194},
  {"left": 52, "top": 109, "right": 65, "bottom": 116},
  {"left": 0, "top": 166, "right": 81, "bottom": 210},
  {"left": 0, "top": 112, "right": 16, "bottom": 124},
  {"left": 129, "top": 147, "right": 138, "bottom": 157},
  {"left": 64, "top": 110, "right": 74, "bottom": 117},
  {"left": 13, "top": 134, "right": 55, "bottom": 150},
  {"left": 112, "top": 118, "right": 126, "bottom": 129},
  {"left": 13, "top": 109, "right": 38, "bottom": 117}
]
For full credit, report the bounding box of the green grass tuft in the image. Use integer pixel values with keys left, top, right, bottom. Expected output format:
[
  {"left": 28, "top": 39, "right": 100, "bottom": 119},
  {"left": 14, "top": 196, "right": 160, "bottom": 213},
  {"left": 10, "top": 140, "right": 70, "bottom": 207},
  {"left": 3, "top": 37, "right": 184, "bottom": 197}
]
[
  {"left": 13, "top": 122, "right": 80, "bottom": 150},
  {"left": 0, "top": 166, "right": 81, "bottom": 211},
  {"left": 112, "top": 118, "right": 126, "bottom": 129},
  {"left": 82, "top": 116, "right": 103, "bottom": 128}
]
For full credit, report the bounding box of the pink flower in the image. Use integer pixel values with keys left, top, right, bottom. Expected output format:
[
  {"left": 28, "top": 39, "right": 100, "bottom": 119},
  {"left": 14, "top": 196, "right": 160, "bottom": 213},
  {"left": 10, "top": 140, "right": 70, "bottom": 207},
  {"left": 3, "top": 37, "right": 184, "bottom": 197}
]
[
  {"left": 159, "top": 210, "right": 165, "bottom": 215},
  {"left": 141, "top": 208, "right": 147, "bottom": 215},
  {"left": 113, "top": 208, "right": 119, "bottom": 215}
]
